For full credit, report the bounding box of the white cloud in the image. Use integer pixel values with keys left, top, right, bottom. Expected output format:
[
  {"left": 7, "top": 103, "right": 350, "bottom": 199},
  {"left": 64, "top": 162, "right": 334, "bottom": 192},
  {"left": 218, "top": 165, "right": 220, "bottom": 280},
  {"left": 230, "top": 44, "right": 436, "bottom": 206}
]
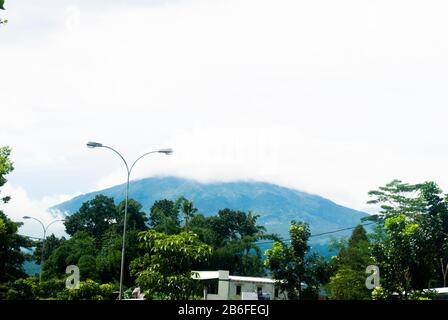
[
  {"left": 0, "top": 184, "right": 77, "bottom": 239},
  {"left": 2, "top": 0, "right": 448, "bottom": 214}
]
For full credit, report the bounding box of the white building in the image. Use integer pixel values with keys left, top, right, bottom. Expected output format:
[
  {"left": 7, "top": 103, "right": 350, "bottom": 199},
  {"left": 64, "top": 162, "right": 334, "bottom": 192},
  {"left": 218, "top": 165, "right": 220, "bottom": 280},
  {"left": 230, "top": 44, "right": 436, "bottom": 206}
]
[{"left": 192, "top": 270, "right": 287, "bottom": 300}]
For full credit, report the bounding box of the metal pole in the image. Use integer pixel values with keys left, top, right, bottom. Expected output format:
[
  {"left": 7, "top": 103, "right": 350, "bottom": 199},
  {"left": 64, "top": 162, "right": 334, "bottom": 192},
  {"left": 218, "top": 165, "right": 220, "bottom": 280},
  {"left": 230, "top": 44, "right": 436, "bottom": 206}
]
[
  {"left": 118, "top": 171, "right": 130, "bottom": 300},
  {"left": 23, "top": 217, "right": 64, "bottom": 283},
  {"left": 87, "top": 143, "right": 171, "bottom": 300},
  {"left": 39, "top": 227, "right": 46, "bottom": 283}
]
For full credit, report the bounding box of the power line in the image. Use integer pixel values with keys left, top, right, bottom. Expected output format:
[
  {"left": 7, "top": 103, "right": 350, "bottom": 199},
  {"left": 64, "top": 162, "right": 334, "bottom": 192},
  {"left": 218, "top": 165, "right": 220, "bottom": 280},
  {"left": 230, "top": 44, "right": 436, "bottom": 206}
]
[
  {"left": 19, "top": 222, "right": 377, "bottom": 245},
  {"left": 18, "top": 234, "right": 43, "bottom": 241},
  {"left": 255, "top": 222, "right": 376, "bottom": 246}
]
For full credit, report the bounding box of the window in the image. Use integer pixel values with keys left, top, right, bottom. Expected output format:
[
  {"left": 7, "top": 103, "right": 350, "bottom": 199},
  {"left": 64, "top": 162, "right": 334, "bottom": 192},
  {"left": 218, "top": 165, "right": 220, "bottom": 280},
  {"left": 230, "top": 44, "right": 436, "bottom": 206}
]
[
  {"left": 236, "top": 285, "right": 241, "bottom": 295},
  {"left": 207, "top": 281, "right": 219, "bottom": 295}
]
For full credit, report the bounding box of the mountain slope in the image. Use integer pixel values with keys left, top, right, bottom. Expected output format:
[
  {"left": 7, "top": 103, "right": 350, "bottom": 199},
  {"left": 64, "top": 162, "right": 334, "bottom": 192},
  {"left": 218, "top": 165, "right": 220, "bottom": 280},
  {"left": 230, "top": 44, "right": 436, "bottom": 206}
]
[{"left": 52, "top": 176, "right": 368, "bottom": 242}]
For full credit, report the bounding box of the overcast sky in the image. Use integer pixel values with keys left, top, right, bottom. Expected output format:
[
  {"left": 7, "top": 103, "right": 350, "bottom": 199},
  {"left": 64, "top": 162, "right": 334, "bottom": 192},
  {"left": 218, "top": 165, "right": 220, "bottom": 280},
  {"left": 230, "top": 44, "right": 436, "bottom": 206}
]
[{"left": 1, "top": 0, "right": 448, "bottom": 238}]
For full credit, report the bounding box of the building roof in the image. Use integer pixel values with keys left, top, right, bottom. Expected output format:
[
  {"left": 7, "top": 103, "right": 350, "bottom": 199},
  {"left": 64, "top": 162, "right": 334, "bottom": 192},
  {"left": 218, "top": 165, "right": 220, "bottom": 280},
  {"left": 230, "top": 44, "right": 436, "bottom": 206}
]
[
  {"left": 230, "top": 275, "right": 276, "bottom": 284},
  {"left": 192, "top": 271, "right": 276, "bottom": 284}
]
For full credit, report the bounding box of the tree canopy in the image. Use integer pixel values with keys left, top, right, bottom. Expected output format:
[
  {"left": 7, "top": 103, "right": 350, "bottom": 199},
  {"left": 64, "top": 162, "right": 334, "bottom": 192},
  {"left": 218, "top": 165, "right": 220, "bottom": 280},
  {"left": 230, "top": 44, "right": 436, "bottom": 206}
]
[
  {"left": 264, "top": 221, "right": 327, "bottom": 299},
  {"left": 0, "top": 147, "right": 31, "bottom": 289},
  {"left": 328, "top": 225, "right": 372, "bottom": 300},
  {"left": 130, "top": 230, "right": 211, "bottom": 299},
  {"left": 368, "top": 180, "right": 448, "bottom": 298}
]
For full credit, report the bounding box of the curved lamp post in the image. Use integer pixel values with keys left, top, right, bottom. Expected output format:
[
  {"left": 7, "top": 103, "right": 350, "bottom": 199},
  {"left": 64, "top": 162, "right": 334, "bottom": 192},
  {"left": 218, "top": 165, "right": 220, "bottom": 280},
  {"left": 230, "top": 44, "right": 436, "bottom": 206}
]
[
  {"left": 86, "top": 141, "right": 173, "bottom": 300},
  {"left": 22, "top": 216, "right": 65, "bottom": 283}
]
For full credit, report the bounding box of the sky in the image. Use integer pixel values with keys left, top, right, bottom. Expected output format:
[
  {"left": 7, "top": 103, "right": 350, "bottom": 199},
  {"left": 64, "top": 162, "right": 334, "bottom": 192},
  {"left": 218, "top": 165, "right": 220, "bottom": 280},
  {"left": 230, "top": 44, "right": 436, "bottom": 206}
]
[{"left": 1, "top": 0, "right": 448, "bottom": 239}]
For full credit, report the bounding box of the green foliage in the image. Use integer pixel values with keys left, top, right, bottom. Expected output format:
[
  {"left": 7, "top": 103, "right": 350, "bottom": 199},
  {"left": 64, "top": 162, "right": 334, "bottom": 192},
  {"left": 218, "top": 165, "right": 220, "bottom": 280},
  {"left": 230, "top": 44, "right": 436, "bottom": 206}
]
[
  {"left": 0, "top": 147, "right": 33, "bottom": 285},
  {"left": 368, "top": 180, "right": 448, "bottom": 298},
  {"left": 130, "top": 230, "right": 211, "bottom": 299},
  {"left": 5, "top": 277, "right": 38, "bottom": 300},
  {"left": 407, "top": 289, "right": 438, "bottom": 300},
  {"left": 265, "top": 221, "right": 325, "bottom": 300},
  {"left": 265, "top": 241, "right": 297, "bottom": 298},
  {"left": 35, "top": 278, "right": 66, "bottom": 299},
  {"left": 208, "top": 209, "right": 266, "bottom": 246},
  {"left": 0, "top": 0, "right": 4, "bottom": 25},
  {"left": 193, "top": 209, "right": 272, "bottom": 276},
  {"left": 59, "top": 279, "right": 118, "bottom": 300},
  {"left": 116, "top": 198, "right": 148, "bottom": 232},
  {"left": 371, "top": 214, "right": 422, "bottom": 298},
  {"left": 0, "top": 212, "right": 32, "bottom": 283},
  {"left": 149, "top": 199, "right": 180, "bottom": 234},
  {"left": 188, "top": 214, "right": 216, "bottom": 244},
  {"left": 0, "top": 146, "right": 13, "bottom": 203},
  {"left": 329, "top": 267, "right": 368, "bottom": 300},
  {"left": 44, "top": 196, "right": 148, "bottom": 286},
  {"left": 175, "top": 196, "right": 198, "bottom": 229},
  {"left": 96, "top": 229, "right": 142, "bottom": 285},
  {"left": 3, "top": 277, "right": 66, "bottom": 300},
  {"left": 42, "top": 231, "right": 97, "bottom": 281},
  {"left": 371, "top": 287, "right": 437, "bottom": 300},
  {"left": 367, "top": 180, "right": 425, "bottom": 220},
  {"left": 327, "top": 225, "right": 372, "bottom": 300},
  {"left": 64, "top": 195, "right": 118, "bottom": 244},
  {"left": 371, "top": 286, "right": 388, "bottom": 300},
  {"left": 43, "top": 197, "right": 147, "bottom": 287},
  {"left": 33, "top": 234, "right": 66, "bottom": 264}
]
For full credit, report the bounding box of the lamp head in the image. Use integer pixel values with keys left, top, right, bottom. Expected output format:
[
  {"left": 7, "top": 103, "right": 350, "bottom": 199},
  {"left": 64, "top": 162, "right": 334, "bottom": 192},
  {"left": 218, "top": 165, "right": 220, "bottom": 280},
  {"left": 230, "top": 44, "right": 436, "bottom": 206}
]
[
  {"left": 87, "top": 141, "right": 103, "bottom": 148},
  {"left": 23, "top": 216, "right": 31, "bottom": 219},
  {"left": 158, "top": 148, "right": 173, "bottom": 155}
]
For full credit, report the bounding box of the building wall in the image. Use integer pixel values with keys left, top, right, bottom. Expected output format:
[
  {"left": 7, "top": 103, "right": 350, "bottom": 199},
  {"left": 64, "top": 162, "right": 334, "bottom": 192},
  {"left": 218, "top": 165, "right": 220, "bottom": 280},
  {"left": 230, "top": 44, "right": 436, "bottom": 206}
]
[
  {"left": 205, "top": 280, "right": 286, "bottom": 300},
  {"left": 228, "top": 282, "right": 275, "bottom": 299},
  {"left": 200, "top": 270, "right": 288, "bottom": 300}
]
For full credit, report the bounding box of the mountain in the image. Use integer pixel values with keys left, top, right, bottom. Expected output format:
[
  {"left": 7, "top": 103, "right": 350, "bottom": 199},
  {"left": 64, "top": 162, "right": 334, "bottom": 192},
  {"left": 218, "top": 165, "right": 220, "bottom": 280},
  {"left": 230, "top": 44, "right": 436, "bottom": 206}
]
[{"left": 52, "top": 176, "right": 368, "bottom": 243}]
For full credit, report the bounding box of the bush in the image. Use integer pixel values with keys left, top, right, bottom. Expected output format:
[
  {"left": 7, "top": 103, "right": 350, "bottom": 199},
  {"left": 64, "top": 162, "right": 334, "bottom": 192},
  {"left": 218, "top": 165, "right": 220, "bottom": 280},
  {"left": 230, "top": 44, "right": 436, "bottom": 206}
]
[
  {"left": 36, "top": 278, "right": 65, "bottom": 299},
  {"left": 371, "top": 286, "right": 389, "bottom": 300},
  {"left": 5, "top": 277, "right": 38, "bottom": 300},
  {"left": 59, "top": 279, "right": 118, "bottom": 300},
  {"left": 407, "top": 289, "right": 437, "bottom": 300}
]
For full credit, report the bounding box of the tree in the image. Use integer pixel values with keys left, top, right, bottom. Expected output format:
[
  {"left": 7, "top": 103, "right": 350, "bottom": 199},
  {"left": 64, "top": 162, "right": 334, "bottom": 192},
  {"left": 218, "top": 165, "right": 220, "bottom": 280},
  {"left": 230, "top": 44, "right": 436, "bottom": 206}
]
[
  {"left": 175, "top": 196, "right": 198, "bottom": 229},
  {"left": 43, "top": 197, "right": 147, "bottom": 287},
  {"left": 0, "top": 147, "right": 32, "bottom": 284},
  {"left": 96, "top": 228, "right": 142, "bottom": 286},
  {"left": 64, "top": 195, "right": 119, "bottom": 246},
  {"left": 367, "top": 180, "right": 448, "bottom": 297},
  {"left": 0, "top": 0, "right": 7, "bottom": 26},
  {"left": 116, "top": 198, "right": 148, "bottom": 232},
  {"left": 32, "top": 234, "right": 66, "bottom": 265},
  {"left": 0, "top": 146, "right": 13, "bottom": 203},
  {"left": 208, "top": 209, "right": 268, "bottom": 246},
  {"left": 328, "top": 225, "right": 373, "bottom": 300},
  {"left": 193, "top": 209, "right": 273, "bottom": 277},
  {"left": 367, "top": 179, "right": 424, "bottom": 220},
  {"left": 130, "top": 230, "right": 211, "bottom": 299},
  {"left": 264, "top": 220, "right": 324, "bottom": 299},
  {"left": 0, "top": 211, "right": 32, "bottom": 283},
  {"left": 371, "top": 214, "right": 423, "bottom": 298},
  {"left": 188, "top": 214, "right": 216, "bottom": 245},
  {"left": 209, "top": 209, "right": 247, "bottom": 245},
  {"left": 149, "top": 199, "right": 180, "bottom": 234},
  {"left": 58, "top": 279, "right": 118, "bottom": 300},
  {"left": 43, "top": 231, "right": 98, "bottom": 281}
]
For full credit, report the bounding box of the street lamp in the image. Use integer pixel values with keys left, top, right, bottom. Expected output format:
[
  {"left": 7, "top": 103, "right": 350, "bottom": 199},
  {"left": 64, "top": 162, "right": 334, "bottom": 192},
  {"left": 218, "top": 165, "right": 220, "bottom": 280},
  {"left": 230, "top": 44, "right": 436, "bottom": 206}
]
[
  {"left": 86, "top": 141, "right": 173, "bottom": 300},
  {"left": 22, "top": 216, "right": 65, "bottom": 283}
]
